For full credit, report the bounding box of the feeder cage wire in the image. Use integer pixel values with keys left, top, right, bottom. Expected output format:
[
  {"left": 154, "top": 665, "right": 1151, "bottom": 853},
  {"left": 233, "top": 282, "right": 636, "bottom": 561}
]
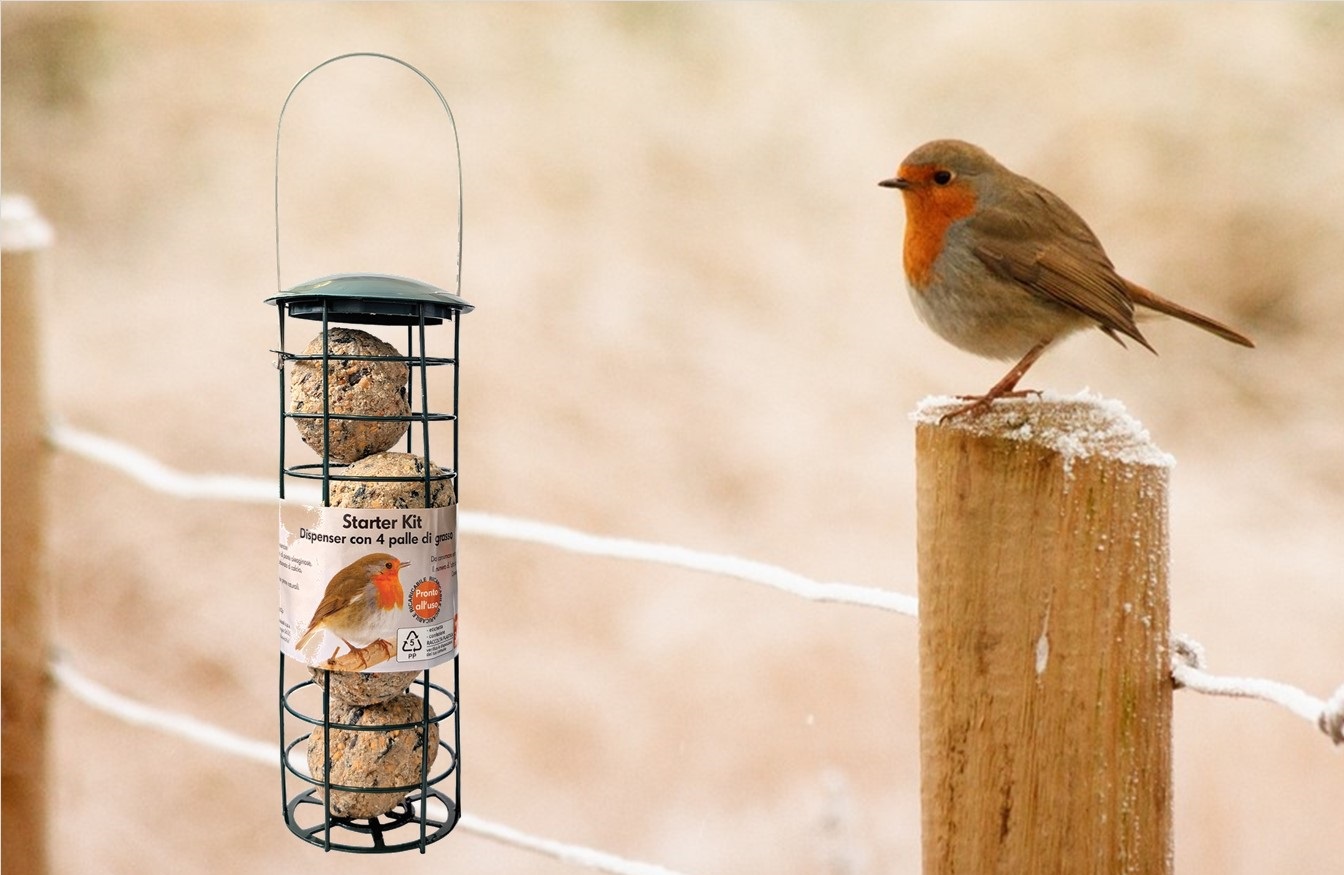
[{"left": 267, "top": 52, "right": 473, "bottom": 854}]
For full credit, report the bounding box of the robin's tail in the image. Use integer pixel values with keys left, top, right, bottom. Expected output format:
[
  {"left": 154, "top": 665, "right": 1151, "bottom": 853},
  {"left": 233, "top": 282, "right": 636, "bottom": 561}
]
[
  {"left": 295, "top": 625, "right": 323, "bottom": 659},
  {"left": 1124, "top": 280, "right": 1255, "bottom": 348}
]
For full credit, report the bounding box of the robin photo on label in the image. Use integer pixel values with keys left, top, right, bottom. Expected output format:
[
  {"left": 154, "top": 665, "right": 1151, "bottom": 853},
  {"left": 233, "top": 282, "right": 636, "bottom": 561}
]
[
  {"left": 296, "top": 552, "right": 411, "bottom": 668},
  {"left": 879, "top": 139, "right": 1254, "bottom": 421}
]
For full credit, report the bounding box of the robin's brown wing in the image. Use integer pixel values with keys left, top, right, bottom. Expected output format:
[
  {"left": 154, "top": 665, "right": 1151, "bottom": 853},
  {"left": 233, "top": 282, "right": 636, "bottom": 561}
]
[
  {"left": 967, "top": 187, "right": 1154, "bottom": 352},
  {"left": 307, "top": 583, "right": 370, "bottom": 629}
]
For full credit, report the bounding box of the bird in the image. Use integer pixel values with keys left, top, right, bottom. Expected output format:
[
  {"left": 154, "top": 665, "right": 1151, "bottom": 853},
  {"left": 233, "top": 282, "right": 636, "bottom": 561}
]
[
  {"left": 295, "top": 552, "right": 409, "bottom": 661},
  {"left": 878, "top": 139, "right": 1253, "bottom": 420}
]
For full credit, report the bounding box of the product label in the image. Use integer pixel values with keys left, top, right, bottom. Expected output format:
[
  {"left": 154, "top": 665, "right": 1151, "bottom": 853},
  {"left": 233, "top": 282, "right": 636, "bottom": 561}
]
[{"left": 278, "top": 502, "right": 458, "bottom": 672}]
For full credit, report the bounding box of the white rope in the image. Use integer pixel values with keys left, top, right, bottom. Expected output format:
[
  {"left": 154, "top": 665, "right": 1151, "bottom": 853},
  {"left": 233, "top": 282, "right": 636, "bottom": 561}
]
[
  {"left": 48, "top": 424, "right": 1343, "bottom": 744},
  {"left": 464, "top": 511, "right": 918, "bottom": 616},
  {"left": 50, "top": 657, "right": 276, "bottom": 764},
  {"left": 1170, "top": 635, "right": 1344, "bottom": 745},
  {"left": 50, "top": 657, "right": 692, "bottom": 875},
  {"left": 49, "top": 422, "right": 283, "bottom": 503},
  {"left": 47, "top": 422, "right": 917, "bottom": 616},
  {"left": 457, "top": 816, "right": 689, "bottom": 875}
]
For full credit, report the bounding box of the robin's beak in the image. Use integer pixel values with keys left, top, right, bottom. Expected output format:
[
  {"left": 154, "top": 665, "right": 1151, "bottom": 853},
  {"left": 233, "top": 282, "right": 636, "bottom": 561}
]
[{"left": 878, "top": 176, "right": 909, "bottom": 190}]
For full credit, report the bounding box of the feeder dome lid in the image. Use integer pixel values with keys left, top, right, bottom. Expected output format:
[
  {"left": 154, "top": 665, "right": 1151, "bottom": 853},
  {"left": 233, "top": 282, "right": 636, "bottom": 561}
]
[{"left": 267, "top": 272, "right": 473, "bottom": 325}]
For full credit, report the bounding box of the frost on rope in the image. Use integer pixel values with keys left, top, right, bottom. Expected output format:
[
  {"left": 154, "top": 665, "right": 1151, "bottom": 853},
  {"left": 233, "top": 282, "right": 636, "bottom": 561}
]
[
  {"left": 911, "top": 389, "right": 1176, "bottom": 471},
  {"left": 1172, "top": 633, "right": 1344, "bottom": 746}
]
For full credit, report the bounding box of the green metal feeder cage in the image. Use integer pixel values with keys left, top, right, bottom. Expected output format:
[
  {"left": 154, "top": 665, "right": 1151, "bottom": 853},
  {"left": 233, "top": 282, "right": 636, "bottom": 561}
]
[{"left": 267, "top": 53, "right": 472, "bottom": 854}]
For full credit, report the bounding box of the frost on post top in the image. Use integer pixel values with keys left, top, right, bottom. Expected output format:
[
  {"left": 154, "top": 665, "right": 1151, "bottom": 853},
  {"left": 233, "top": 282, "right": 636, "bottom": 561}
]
[{"left": 911, "top": 389, "right": 1175, "bottom": 470}]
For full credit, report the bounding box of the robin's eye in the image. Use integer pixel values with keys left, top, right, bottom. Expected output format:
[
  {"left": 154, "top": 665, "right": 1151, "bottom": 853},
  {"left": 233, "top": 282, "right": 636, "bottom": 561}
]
[
  {"left": 932, "top": 170, "right": 954, "bottom": 185},
  {"left": 385, "top": 562, "right": 394, "bottom": 570}
]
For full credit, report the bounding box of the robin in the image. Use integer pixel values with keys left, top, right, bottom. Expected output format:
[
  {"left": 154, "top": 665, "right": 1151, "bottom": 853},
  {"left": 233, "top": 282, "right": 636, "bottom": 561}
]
[
  {"left": 296, "top": 552, "right": 409, "bottom": 662},
  {"left": 879, "top": 139, "right": 1253, "bottom": 419}
]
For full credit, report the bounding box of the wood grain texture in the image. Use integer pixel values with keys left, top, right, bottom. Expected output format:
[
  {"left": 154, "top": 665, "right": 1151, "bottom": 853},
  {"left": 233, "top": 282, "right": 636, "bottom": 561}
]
[
  {"left": 915, "top": 396, "right": 1172, "bottom": 875},
  {"left": 2, "top": 209, "right": 52, "bottom": 875}
]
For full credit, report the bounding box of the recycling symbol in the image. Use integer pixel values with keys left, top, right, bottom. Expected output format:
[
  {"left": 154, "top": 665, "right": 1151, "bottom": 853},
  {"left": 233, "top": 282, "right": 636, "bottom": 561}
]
[{"left": 400, "top": 630, "right": 423, "bottom": 657}]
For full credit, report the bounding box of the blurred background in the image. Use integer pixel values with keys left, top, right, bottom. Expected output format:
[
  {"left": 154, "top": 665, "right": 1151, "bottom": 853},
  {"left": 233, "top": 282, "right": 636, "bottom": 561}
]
[{"left": 3, "top": 3, "right": 1342, "bottom": 873}]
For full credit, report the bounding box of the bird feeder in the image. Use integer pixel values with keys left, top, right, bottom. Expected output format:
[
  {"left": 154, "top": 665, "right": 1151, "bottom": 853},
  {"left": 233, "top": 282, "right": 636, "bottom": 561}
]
[{"left": 267, "top": 53, "right": 472, "bottom": 853}]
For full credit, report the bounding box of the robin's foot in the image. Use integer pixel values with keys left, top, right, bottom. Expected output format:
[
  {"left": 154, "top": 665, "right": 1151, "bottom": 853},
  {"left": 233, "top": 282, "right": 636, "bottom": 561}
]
[
  {"left": 938, "top": 339, "right": 1053, "bottom": 423},
  {"left": 939, "top": 389, "right": 1042, "bottom": 423}
]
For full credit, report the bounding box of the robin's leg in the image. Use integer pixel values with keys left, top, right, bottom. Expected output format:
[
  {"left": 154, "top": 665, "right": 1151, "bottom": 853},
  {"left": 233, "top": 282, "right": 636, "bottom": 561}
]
[{"left": 941, "top": 339, "right": 1051, "bottom": 422}]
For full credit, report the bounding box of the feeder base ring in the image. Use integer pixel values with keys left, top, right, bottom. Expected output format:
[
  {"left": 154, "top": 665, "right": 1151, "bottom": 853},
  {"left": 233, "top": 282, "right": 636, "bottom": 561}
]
[{"left": 284, "top": 786, "right": 459, "bottom": 853}]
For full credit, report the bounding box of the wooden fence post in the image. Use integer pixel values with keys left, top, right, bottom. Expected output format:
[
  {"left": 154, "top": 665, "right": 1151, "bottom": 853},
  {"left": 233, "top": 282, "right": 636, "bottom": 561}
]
[
  {"left": 914, "top": 395, "right": 1173, "bottom": 874},
  {"left": 2, "top": 195, "right": 54, "bottom": 875}
]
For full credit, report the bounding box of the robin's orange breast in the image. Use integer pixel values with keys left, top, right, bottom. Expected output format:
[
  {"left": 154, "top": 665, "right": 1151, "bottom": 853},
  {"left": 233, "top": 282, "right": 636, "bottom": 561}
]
[
  {"left": 372, "top": 570, "right": 403, "bottom": 611},
  {"left": 901, "top": 184, "right": 978, "bottom": 289}
]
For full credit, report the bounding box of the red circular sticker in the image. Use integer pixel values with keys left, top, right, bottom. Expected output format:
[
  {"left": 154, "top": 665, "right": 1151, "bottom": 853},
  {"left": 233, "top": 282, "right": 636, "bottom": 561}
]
[{"left": 408, "top": 577, "right": 442, "bottom": 621}]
